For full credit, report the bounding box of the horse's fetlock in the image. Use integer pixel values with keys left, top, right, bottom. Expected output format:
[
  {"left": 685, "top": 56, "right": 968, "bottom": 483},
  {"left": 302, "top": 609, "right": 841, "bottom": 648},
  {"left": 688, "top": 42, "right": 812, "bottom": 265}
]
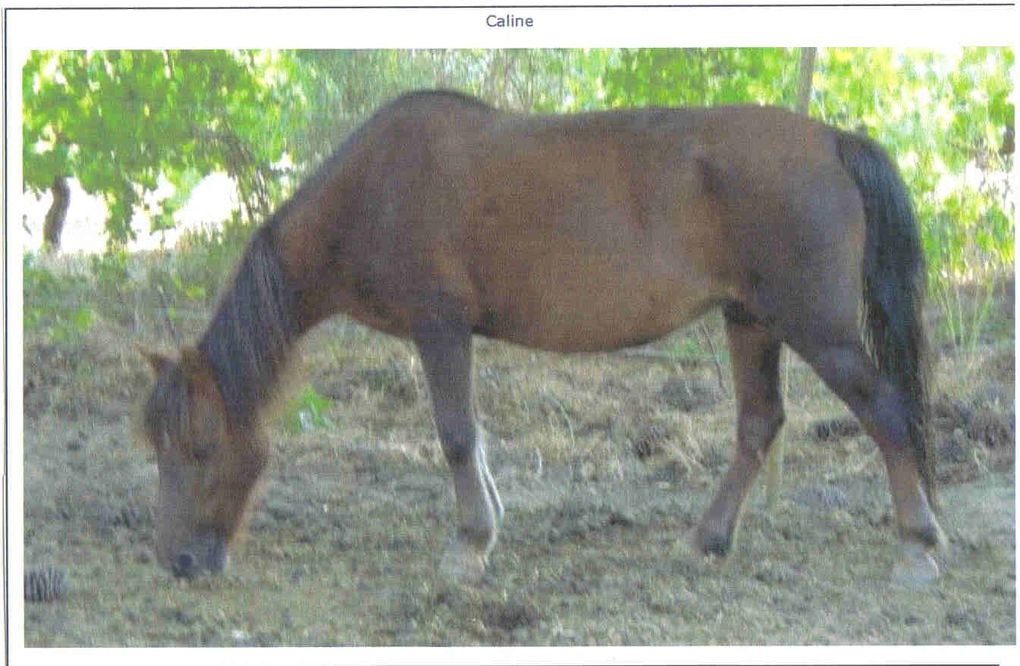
[
  {"left": 903, "top": 517, "right": 945, "bottom": 551},
  {"left": 439, "top": 429, "right": 476, "bottom": 467}
]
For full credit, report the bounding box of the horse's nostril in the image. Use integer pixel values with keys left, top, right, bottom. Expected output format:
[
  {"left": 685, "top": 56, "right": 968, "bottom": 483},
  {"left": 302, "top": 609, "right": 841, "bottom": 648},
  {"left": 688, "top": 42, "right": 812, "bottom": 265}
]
[{"left": 172, "top": 551, "right": 196, "bottom": 578}]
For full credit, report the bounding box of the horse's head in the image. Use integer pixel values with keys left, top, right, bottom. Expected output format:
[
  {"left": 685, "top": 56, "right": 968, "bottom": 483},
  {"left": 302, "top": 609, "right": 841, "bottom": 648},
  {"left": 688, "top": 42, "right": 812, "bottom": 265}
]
[{"left": 139, "top": 347, "right": 267, "bottom": 579}]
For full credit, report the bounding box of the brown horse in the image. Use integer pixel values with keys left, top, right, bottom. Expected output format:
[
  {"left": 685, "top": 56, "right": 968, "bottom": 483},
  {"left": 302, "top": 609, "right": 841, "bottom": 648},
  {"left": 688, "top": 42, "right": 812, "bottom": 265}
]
[{"left": 140, "top": 89, "right": 943, "bottom": 583}]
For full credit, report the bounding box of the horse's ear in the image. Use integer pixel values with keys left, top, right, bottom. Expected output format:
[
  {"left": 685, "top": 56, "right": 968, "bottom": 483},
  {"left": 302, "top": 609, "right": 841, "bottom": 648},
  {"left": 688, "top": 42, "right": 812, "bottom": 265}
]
[{"left": 138, "top": 345, "right": 173, "bottom": 375}]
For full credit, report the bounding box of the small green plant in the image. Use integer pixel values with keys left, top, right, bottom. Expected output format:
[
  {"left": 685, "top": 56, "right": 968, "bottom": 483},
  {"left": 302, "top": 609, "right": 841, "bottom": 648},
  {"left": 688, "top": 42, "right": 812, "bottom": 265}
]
[
  {"left": 89, "top": 247, "right": 131, "bottom": 293},
  {"left": 923, "top": 193, "right": 1012, "bottom": 356},
  {"left": 47, "top": 306, "right": 95, "bottom": 344},
  {"left": 24, "top": 254, "right": 96, "bottom": 344},
  {"left": 665, "top": 335, "right": 703, "bottom": 362},
  {"left": 24, "top": 254, "right": 57, "bottom": 333},
  {"left": 930, "top": 273, "right": 999, "bottom": 355},
  {"left": 173, "top": 275, "right": 207, "bottom": 302},
  {"left": 284, "top": 385, "right": 335, "bottom": 435}
]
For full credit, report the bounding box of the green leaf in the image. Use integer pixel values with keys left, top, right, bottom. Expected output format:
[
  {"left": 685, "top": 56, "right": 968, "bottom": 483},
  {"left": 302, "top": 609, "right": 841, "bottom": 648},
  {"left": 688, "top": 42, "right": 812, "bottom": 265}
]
[{"left": 284, "top": 385, "right": 335, "bottom": 435}]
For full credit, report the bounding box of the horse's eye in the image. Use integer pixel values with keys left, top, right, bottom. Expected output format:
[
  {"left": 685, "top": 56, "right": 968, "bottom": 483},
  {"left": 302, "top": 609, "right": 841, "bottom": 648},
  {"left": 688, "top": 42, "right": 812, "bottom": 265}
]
[{"left": 193, "top": 442, "right": 216, "bottom": 462}]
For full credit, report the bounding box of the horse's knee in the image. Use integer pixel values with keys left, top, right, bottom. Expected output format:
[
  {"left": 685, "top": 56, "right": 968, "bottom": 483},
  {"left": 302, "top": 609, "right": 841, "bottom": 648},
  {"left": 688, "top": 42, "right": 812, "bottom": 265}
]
[
  {"left": 737, "top": 404, "right": 785, "bottom": 460},
  {"left": 811, "top": 344, "right": 865, "bottom": 381},
  {"left": 804, "top": 344, "right": 883, "bottom": 407}
]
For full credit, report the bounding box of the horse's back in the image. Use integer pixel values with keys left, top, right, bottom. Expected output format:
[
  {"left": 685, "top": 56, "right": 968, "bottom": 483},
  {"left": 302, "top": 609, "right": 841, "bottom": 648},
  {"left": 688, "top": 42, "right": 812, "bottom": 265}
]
[
  {"left": 449, "top": 105, "right": 861, "bottom": 350},
  {"left": 280, "top": 95, "right": 866, "bottom": 351}
]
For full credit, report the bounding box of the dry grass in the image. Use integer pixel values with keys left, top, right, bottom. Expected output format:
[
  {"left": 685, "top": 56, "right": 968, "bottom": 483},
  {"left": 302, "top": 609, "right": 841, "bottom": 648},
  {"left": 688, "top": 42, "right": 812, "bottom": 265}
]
[{"left": 21, "top": 269, "right": 1015, "bottom": 646}]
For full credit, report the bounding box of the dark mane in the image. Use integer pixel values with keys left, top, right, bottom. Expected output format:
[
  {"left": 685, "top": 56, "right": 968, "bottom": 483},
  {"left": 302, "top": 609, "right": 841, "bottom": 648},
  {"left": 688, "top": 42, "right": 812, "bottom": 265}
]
[
  {"left": 188, "top": 90, "right": 488, "bottom": 427},
  {"left": 198, "top": 225, "right": 299, "bottom": 427}
]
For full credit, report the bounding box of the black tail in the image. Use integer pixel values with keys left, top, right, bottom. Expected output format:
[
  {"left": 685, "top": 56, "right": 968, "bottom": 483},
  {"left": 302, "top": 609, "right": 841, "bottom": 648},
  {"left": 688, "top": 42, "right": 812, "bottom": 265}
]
[{"left": 834, "top": 129, "right": 936, "bottom": 509}]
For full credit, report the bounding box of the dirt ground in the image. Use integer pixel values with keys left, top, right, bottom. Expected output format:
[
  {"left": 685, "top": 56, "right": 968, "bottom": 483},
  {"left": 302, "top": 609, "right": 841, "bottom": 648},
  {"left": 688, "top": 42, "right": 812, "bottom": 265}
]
[{"left": 21, "top": 290, "right": 1015, "bottom": 647}]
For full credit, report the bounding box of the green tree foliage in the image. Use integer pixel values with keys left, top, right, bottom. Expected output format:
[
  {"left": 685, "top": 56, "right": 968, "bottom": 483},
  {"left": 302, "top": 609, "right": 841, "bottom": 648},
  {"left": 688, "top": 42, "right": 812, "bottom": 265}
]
[
  {"left": 282, "top": 49, "right": 610, "bottom": 173},
  {"left": 812, "top": 48, "right": 1013, "bottom": 347},
  {"left": 603, "top": 48, "right": 800, "bottom": 107},
  {"left": 24, "top": 47, "right": 1012, "bottom": 313},
  {"left": 23, "top": 50, "right": 296, "bottom": 245},
  {"left": 601, "top": 48, "right": 1013, "bottom": 286}
]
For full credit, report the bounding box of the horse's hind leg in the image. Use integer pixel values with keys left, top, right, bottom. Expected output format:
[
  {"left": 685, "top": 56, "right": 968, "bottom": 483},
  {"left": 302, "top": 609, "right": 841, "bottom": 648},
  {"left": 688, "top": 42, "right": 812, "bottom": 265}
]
[
  {"left": 413, "top": 317, "right": 501, "bottom": 583},
  {"left": 692, "top": 308, "right": 785, "bottom": 556},
  {"left": 788, "top": 335, "right": 943, "bottom": 582}
]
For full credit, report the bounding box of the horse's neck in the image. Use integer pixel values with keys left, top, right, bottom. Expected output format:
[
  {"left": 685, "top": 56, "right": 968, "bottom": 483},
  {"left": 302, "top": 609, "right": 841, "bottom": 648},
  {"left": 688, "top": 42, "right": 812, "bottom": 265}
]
[{"left": 198, "top": 227, "right": 300, "bottom": 425}]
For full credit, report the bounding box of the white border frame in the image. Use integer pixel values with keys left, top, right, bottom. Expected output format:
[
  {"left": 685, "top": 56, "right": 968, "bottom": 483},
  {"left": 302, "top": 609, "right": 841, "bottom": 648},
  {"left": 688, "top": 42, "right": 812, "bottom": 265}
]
[{"left": 3, "top": 3, "right": 1017, "bottom": 664}]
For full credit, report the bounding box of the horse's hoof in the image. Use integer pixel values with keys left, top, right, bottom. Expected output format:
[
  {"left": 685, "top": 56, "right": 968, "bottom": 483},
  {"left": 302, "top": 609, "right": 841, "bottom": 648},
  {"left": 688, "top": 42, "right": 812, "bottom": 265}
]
[
  {"left": 439, "top": 541, "right": 488, "bottom": 585},
  {"left": 891, "top": 542, "right": 940, "bottom": 587},
  {"left": 687, "top": 526, "right": 730, "bottom": 558}
]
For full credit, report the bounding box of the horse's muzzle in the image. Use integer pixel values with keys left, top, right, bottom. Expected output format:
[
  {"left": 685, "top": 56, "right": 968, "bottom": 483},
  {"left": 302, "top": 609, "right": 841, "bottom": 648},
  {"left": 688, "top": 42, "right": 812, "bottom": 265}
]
[{"left": 171, "top": 534, "right": 228, "bottom": 579}]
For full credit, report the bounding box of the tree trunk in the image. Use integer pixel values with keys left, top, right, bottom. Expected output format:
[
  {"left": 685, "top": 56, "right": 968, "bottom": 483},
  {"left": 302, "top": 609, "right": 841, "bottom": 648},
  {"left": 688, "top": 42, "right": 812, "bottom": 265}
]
[
  {"left": 43, "top": 175, "right": 71, "bottom": 252},
  {"left": 796, "top": 47, "right": 817, "bottom": 114}
]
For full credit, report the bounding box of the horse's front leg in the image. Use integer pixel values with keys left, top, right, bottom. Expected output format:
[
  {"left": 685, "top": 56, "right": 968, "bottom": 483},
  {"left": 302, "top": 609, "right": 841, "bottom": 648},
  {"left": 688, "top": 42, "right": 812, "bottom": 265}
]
[
  {"left": 692, "top": 313, "right": 785, "bottom": 556},
  {"left": 413, "top": 317, "right": 502, "bottom": 584}
]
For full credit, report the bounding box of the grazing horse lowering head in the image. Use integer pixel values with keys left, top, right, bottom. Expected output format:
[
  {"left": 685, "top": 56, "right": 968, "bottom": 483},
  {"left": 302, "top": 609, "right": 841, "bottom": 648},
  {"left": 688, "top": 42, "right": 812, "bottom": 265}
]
[
  {"left": 132, "top": 91, "right": 943, "bottom": 586},
  {"left": 140, "top": 348, "right": 267, "bottom": 579}
]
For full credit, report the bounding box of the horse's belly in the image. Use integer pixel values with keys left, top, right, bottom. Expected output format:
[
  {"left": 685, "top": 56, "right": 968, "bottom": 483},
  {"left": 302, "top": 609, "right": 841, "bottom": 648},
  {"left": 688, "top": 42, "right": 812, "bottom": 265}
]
[
  {"left": 498, "top": 306, "right": 709, "bottom": 353},
  {"left": 476, "top": 251, "right": 717, "bottom": 352},
  {"left": 464, "top": 150, "right": 726, "bottom": 351}
]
